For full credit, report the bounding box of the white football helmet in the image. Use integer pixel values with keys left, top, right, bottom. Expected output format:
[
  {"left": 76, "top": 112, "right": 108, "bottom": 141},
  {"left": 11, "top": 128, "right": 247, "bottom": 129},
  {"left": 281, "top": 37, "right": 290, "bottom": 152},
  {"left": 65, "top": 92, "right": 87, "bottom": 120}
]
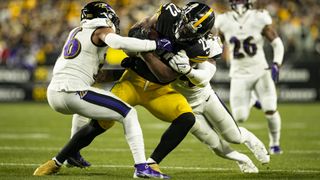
[{"left": 229, "top": 0, "right": 255, "bottom": 15}]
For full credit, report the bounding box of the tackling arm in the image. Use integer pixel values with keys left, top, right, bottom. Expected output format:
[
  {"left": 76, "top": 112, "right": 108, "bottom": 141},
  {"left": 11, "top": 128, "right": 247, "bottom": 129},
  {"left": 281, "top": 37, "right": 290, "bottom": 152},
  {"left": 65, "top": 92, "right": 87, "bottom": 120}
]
[
  {"left": 92, "top": 27, "right": 156, "bottom": 52},
  {"left": 186, "top": 59, "right": 217, "bottom": 87}
]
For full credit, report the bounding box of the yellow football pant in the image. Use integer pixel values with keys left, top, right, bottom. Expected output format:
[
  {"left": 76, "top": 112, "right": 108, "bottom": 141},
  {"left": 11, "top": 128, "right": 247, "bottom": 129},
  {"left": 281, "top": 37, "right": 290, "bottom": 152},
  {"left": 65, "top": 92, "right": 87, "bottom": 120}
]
[{"left": 98, "top": 69, "right": 192, "bottom": 129}]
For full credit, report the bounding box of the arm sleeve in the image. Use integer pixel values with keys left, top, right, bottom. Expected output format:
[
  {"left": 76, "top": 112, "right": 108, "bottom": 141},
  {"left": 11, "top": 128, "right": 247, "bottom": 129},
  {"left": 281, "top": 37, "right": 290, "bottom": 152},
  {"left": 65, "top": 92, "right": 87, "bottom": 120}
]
[
  {"left": 271, "top": 37, "right": 284, "bottom": 65},
  {"left": 186, "top": 61, "right": 217, "bottom": 87},
  {"left": 104, "top": 33, "right": 157, "bottom": 52}
]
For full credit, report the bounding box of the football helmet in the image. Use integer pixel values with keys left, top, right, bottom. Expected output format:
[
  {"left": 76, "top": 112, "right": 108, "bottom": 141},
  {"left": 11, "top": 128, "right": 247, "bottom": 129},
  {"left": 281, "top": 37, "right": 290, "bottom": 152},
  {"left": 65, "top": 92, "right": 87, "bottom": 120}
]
[
  {"left": 230, "top": 0, "right": 255, "bottom": 15},
  {"left": 175, "top": 2, "right": 215, "bottom": 42},
  {"left": 80, "top": 1, "right": 120, "bottom": 34}
]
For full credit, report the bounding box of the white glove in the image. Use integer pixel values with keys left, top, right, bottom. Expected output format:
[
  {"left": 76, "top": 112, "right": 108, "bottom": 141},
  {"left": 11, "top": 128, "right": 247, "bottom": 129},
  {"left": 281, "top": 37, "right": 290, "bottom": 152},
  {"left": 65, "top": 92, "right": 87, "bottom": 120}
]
[{"left": 169, "top": 50, "right": 191, "bottom": 75}]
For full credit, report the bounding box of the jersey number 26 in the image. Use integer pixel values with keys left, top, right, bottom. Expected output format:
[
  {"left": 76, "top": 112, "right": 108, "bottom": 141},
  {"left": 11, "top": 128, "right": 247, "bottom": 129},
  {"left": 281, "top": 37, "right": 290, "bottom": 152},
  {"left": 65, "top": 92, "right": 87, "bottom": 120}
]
[{"left": 229, "top": 36, "right": 257, "bottom": 59}]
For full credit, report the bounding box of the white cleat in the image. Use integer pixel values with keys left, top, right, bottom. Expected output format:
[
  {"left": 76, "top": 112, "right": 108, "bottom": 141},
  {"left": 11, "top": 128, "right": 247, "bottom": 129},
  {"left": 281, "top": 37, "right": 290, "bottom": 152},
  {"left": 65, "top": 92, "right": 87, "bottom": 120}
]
[
  {"left": 244, "top": 134, "right": 270, "bottom": 164},
  {"left": 237, "top": 160, "right": 259, "bottom": 173}
]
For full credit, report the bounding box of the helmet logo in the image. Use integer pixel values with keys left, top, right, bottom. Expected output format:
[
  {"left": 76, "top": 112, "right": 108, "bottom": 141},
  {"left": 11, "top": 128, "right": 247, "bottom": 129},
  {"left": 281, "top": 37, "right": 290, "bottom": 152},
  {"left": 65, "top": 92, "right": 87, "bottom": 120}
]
[{"left": 95, "top": 3, "right": 109, "bottom": 9}]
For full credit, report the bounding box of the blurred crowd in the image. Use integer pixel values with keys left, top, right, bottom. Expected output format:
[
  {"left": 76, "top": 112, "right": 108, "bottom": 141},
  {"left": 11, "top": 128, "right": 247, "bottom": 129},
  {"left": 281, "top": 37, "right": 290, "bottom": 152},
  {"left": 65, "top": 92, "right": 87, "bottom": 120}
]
[{"left": 0, "top": 0, "right": 319, "bottom": 69}]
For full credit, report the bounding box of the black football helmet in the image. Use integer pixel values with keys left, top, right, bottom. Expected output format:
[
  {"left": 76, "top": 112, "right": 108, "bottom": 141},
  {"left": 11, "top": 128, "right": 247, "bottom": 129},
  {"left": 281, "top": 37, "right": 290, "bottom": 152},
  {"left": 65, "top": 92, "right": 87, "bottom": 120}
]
[
  {"left": 81, "top": 1, "right": 120, "bottom": 34},
  {"left": 175, "top": 2, "right": 215, "bottom": 42},
  {"left": 230, "top": 0, "right": 254, "bottom": 15}
]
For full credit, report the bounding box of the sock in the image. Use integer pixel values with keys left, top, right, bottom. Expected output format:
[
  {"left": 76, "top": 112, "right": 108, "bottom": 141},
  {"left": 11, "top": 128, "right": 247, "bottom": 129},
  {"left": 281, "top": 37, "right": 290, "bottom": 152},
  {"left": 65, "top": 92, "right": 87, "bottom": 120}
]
[
  {"left": 55, "top": 120, "right": 106, "bottom": 163},
  {"left": 52, "top": 157, "right": 63, "bottom": 166},
  {"left": 150, "top": 112, "right": 195, "bottom": 164},
  {"left": 122, "top": 109, "right": 146, "bottom": 164},
  {"left": 71, "top": 114, "right": 90, "bottom": 137},
  {"left": 147, "top": 158, "right": 156, "bottom": 164},
  {"left": 266, "top": 111, "right": 281, "bottom": 147}
]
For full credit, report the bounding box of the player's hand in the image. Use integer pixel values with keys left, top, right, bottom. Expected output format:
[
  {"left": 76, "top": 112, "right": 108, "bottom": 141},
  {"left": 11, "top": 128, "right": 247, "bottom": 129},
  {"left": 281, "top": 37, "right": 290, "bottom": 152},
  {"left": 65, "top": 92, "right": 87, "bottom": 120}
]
[
  {"left": 271, "top": 63, "right": 279, "bottom": 83},
  {"left": 156, "top": 38, "right": 173, "bottom": 52},
  {"left": 169, "top": 50, "right": 191, "bottom": 75}
]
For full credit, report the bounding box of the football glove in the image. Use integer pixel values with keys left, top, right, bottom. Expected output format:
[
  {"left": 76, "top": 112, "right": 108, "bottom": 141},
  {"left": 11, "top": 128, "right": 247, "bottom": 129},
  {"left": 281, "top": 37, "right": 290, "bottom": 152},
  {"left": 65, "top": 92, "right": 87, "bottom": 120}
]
[
  {"left": 169, "top": 50, "right": 191, "bottom": 75},
  {"left": 271, "top": 63, "right": 279, "bottom": 83},
  {"left": 156, "top": 38, "right": 173, "bottom": 52}
]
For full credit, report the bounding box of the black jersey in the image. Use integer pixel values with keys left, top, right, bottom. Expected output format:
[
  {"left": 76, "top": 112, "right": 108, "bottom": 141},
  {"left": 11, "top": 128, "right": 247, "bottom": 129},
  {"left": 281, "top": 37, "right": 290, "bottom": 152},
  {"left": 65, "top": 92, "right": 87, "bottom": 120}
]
[
  {"left": 125, "top": 3, "right": 211, "bottom": 84},
  {"left": 155, "top": 3, "right": 181, "bottom": 41}
]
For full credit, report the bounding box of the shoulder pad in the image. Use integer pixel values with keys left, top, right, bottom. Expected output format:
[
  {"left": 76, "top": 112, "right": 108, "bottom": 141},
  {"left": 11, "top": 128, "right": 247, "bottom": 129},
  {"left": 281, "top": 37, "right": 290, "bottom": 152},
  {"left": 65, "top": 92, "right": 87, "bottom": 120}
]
[{"left": 156, "top": 3, "right": 181, "bottom": 39}]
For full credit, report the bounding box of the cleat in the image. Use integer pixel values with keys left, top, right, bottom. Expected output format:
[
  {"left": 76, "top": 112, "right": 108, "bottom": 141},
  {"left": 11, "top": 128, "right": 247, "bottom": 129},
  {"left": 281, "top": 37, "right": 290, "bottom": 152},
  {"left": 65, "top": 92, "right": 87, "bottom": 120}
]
[
  {"left": 148, "top": 163, "right": 163, "bottom": 173},
  {"left": 269, "top": 146, "right": 283, "bottom": 155},
  {"left": 237, "top": 160, "right": 259, "bottom": 173},
  {"left": 133, "top": 163, "right": 170, "bottom": 179},
  {"left": 65, "top": 152, "right": 91, "bottom": 168},
  {"left": 33, "top": 160, "right": 60, "bottom": 176},
  {"left": 244, "top": 133, "right": 270, "bottom": 164}
]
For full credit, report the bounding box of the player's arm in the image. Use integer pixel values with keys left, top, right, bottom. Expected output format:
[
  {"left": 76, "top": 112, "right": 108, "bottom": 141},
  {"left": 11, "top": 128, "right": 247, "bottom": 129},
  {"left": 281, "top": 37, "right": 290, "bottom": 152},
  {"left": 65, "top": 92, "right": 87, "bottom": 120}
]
[
  {"left": 140, "top": 52, "right": 179, "bottom": 83},
  {"left": 262, "top": 25, "right": 284, "bottom": 83},
  {"left": 186, "top": 59, "right": 217, "bottom": 87},
  {"left": 127, "top": 14, "right": 178, "bottom": 83},
  {"left": 262, "top": 25, "right": 284, "bottom": 66},
  {"left": 92, "top": 26, "right": 171, "bottom": 52}
]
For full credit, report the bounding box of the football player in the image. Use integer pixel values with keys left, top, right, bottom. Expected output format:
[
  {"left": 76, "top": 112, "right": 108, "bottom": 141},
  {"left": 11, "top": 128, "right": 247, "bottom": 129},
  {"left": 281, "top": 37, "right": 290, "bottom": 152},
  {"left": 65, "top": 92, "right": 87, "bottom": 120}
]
[
  {"left": 168, "top": 36, "right": 268, "bottom": 173},
  {"left": 68, "top": 1, "right": 214, "bottom": 173},
  {"left": 33, "top": 1, "right": 173, "bottom": 178},
  {"left": 71, "top": 2, "right": 269, "bottom": 174},
  {"left": 214, "top": 0, "right": 284, "bottom": 154}
]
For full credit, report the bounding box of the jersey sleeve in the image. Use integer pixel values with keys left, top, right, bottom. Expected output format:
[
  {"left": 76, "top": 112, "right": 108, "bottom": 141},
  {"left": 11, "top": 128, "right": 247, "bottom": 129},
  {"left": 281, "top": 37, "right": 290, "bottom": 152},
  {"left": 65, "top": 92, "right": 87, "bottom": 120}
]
[
  {"left": 258, "top": 9, "right": 272, "bottom": 26},
  {"left": 208, "top": 36, "right": 223, "bottom": 58},
  {"left": 182, "top": 38, "right": 210, "bottom": 62}
]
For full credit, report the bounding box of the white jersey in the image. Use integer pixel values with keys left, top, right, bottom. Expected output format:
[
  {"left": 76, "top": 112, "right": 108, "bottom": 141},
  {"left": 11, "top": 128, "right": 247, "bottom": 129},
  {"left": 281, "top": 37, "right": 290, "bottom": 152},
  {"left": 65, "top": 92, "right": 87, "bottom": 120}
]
[
  {"left": 48, "top": 19, "right": 113, "bottom": 92},
  {"left": 171, "top": 37, "right": 222, "bottom": 107},
  {"left": 215, "top": 9, "right": 272, "bottom": 78},
  {"left": 172, "top": 74, "right": 212, "bottom": 107}
]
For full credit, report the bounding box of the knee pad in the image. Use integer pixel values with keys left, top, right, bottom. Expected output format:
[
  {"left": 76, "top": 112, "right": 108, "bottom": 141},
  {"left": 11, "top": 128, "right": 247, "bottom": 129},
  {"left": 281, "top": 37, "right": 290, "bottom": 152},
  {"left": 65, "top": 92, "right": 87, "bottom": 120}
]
[{"left": 97, "top": 120, "right": 116, "bottom": 130}]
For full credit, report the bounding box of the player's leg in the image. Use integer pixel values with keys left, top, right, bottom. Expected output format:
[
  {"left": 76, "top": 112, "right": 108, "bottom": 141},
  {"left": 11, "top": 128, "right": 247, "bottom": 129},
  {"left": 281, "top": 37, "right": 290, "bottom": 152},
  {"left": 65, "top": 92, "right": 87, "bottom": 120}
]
[
  {"left": 144, "top": 88, "right": 195, "bottom": 165},
  {"left": 66, "top": 78, "right": 140, "bottom": 168},
  {"left": 71, "top": 114, "right": 90, "bottom": 137},
  {"left": 66, "top": 114, "right": 91, "bottom": 168},
  {"left": 249, "top": 91, "right": 262, "bottom": 109},
  {"left": 230, "top": 78, "right": 252, "bottom": 122},
  {"left": 191, "top": 114, "right": 258, "bottom": 173},
  {"left": 35, "top": 88, "right": 169, "bottom": 178},
  {"left": 255, "top": 71, "right": 282, "bottom": 154},
  {"left": 202, "top": 91, "right": 270, "bottom": 164}
]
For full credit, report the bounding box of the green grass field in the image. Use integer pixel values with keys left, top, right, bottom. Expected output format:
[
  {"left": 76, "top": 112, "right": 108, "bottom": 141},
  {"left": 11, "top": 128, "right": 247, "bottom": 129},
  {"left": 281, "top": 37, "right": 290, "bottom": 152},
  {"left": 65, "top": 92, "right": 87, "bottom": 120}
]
[{"left": 0, "top": 102, "right": 319, "bottom": 179}]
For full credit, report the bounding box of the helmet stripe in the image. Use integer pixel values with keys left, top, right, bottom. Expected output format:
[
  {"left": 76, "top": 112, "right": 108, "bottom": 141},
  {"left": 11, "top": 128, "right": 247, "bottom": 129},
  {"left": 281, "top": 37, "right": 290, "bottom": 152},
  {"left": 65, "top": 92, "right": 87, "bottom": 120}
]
[{"left": 193, "top": 8, "right": 214, "bottom": 28}]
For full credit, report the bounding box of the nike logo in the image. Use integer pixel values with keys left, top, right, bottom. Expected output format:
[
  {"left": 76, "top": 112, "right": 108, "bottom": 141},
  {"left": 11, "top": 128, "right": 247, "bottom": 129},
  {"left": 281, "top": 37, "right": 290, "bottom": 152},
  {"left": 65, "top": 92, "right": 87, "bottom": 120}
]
[{"left": 205, "top": 95, "right": 211, "bottom": 102}]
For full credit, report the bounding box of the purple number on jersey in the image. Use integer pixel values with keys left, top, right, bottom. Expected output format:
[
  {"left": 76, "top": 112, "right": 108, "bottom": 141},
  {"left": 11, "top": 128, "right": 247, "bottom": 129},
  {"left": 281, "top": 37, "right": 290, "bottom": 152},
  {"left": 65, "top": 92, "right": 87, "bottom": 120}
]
[
  {"left": 64, "top": 27, "right": 83, "bottom": 59},
  {"left": 230, "top": 36, "right": 257, "bottom": 59}
]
